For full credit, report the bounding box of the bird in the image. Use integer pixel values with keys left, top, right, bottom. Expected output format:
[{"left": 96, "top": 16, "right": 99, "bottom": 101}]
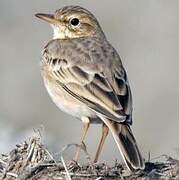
[{"left": 35, "top": 5, "right": 145, "bottom": 171}]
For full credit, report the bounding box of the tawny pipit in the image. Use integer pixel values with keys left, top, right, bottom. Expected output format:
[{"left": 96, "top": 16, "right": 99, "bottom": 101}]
[{"left": 35, "top": 6, "right": 145, "bottom": 171}]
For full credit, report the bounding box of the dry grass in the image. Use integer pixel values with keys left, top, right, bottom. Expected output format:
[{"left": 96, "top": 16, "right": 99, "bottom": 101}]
[{"left": 0, "top": 135, "right": 179, "bottom": 180}]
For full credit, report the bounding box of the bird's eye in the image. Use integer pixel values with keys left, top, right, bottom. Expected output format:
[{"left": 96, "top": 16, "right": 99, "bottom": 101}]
[{"left": 70, "top": 18, "right": 80, "bottom": 26}]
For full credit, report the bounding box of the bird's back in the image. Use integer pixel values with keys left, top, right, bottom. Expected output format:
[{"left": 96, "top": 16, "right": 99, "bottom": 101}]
[{"left": 41, "top": 37, "right": 132, "bottom": 124}]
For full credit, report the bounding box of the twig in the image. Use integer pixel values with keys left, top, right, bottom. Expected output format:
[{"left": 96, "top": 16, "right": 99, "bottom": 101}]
[
  {"left": 58, "top": 143, "right": 92, "bottom": 163},
  {"left": 6, "top": 172, "right": 18, "bottom": 178},
  {"left": 61, "top": 156, "right": 71, "bottom": 180}
]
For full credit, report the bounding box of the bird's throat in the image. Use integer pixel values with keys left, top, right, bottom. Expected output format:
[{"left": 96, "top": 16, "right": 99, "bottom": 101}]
[{"left": 51, "top": 25, "right": 66, "bottom": 39}]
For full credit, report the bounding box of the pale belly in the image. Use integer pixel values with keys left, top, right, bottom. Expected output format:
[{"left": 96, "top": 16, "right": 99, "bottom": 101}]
[{"left": 43, "top": 76, "right": 99, "bottom": 121}]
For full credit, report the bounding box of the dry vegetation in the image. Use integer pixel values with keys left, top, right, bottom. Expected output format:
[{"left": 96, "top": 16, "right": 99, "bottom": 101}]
[{"left": 0, "top": 135, "right": 179, "bottom": 180}]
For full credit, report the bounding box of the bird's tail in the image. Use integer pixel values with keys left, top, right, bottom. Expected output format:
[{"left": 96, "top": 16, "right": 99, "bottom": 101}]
[
  {"left": 100, "top": 117, "right": 145, "bottom": 171},
  {"left": 113, "top": 123, "right": 145, "bottom": 171}
]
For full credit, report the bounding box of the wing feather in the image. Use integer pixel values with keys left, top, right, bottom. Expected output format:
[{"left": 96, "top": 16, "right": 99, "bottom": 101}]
[{"left": 43, "top": 38, "right": 132, "bottom": 123}]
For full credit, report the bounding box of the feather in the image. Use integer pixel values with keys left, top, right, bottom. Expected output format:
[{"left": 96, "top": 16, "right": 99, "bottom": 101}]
[{"left": 42, "top": 37, "right": 132, "bottom": 123}]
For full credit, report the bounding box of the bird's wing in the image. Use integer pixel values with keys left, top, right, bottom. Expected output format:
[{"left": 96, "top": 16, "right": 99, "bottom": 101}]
[{"left": 42, "top": 38, "right": 132, "bottom": 123}]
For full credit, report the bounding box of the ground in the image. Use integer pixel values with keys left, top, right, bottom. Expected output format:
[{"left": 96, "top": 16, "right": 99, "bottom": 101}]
[{"left": 0, "top": 135, "right": 179, "bottom": 180}]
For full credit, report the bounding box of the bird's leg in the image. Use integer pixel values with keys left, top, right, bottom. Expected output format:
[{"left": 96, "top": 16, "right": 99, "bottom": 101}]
[
  {"left": 73, "top": 117, "right": 90, "bottom": 162},
  {"left": 94, "top": 123, "right": 109, "bottom": 163}
]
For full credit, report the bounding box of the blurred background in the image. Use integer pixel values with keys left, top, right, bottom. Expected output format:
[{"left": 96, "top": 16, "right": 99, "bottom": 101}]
[{"left": 0, "top": 0, "right": 179, "bottom": 163}]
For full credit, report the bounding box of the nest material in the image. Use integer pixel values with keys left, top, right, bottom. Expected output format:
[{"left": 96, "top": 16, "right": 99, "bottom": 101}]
[{"left": 0, "top": 136, "right": 179, "bottom": 180}]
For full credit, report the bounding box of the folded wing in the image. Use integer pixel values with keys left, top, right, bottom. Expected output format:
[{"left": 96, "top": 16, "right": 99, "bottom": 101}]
[{"left": 43, "top": 38, "right": 132, "bottom": 123}]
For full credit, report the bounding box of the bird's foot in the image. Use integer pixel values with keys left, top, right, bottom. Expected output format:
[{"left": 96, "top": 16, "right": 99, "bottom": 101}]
[{"left": 67, "top": 160, "right": 80, "bottom": 171}]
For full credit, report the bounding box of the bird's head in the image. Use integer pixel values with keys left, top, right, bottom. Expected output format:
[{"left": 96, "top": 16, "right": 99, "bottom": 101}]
[{"left": 35, "top": 6, "right": 105, "bottom": 40}]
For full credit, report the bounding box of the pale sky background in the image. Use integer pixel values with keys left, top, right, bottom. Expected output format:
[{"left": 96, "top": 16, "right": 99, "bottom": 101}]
[{"left": 0, "top": 0, "right": 179, "bottom": 163}]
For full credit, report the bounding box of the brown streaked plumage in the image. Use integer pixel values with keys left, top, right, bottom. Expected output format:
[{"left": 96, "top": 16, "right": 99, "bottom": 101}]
[{"left": 35, "top": 6, "right": 145, "bottom": 171}]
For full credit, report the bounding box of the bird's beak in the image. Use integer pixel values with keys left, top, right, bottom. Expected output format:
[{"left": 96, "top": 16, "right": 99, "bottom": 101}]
[{"left": 35, "top": 13, "right": 59, "bottom": 24}]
